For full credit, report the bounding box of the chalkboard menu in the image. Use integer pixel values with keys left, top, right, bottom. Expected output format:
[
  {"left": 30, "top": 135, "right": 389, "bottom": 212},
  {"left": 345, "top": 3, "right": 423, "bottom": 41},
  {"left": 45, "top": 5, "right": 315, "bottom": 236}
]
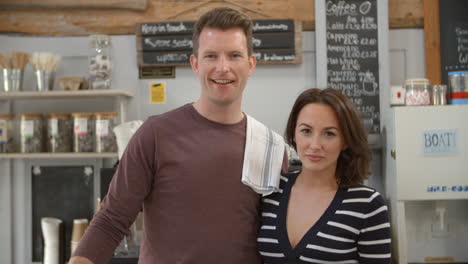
[
  {"left": 137, "top": 19, "right": 301, "bottom": 66},
  {"left": 325, "top": 0, "right": 380, "bottom": 133},
  {"left": 439, "top": 0, "right": 468, "bottom": 85}
]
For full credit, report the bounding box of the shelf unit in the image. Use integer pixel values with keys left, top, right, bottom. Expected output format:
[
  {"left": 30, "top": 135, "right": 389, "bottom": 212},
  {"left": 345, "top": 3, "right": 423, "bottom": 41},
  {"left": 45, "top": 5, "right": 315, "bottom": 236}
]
[
  {"left": 0, "top": 152, "right": 118, "bottom": 159},
  {"left": 0, "top": 89, "right": 134, "bottom": 159},
  {"left": 0, "top": 89, "right": 133, "bottom": 99},
  {"left": 0, "top": 89, "right": 134, "bottom": 124}
]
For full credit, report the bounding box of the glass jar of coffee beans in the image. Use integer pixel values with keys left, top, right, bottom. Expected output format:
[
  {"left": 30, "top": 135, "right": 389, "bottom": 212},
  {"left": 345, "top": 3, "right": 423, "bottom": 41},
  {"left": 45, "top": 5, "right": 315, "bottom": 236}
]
[
  {"left": 46, "top": 113, "right": 72, "bottom": 152},
  {"left": 95, "top": 112, "right": 117, "bottom": 153},
  {"left": 0, "top": 114, "right": 15, "bottom": 153},
  {"left": 19, "top": 113, "right": 43, "bottom": 153},
  {"left": 72, "top": 113, "right": 94, "bottom": 152}
]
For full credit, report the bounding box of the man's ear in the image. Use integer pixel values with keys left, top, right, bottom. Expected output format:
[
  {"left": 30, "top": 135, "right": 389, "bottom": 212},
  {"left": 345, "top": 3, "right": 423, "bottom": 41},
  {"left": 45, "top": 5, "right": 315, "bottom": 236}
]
[
  {"left": 190, "top": 54, "right": 198, "bottom": 74},
  {"left": 248, "top": 55, "right": 257, "bottom": 76}
]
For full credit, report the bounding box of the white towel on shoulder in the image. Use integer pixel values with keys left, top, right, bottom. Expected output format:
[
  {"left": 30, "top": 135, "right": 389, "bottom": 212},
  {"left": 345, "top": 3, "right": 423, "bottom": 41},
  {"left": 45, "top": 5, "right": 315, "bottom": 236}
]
[{"left": 241, "top": 115, "right": 285, "bottom": 196}]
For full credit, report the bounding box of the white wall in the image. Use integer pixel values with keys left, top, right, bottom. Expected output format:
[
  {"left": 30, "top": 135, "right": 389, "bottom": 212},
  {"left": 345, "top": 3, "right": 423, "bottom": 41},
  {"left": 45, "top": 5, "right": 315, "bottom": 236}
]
[
  {"left": 134, "top": 33, "right": 316, "bottom": 135},
  {"left": 0, "top": 29, "right": 426, "bottom": 264}
]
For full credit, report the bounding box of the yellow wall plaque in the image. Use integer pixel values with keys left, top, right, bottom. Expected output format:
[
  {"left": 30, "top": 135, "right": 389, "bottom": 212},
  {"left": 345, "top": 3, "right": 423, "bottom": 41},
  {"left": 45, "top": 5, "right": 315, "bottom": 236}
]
[{"left": 150, "top": 82, "right": 166, "bottom": 103}]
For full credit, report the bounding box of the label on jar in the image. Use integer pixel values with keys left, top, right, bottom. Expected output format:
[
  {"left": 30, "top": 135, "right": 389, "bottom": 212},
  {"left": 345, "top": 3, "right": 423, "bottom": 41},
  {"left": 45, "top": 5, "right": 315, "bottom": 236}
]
[
  {"left": 0, "top": 120, "right": 7, "bottom": 143},
  {"left": 50, "top": 119, "right": 58, "bottom": 136},
  {"left": 96, "top": 120, "right": 109, "bottom": 136},
  {"left": 74, "top": 118, "right": 88, "bottom": 136},
  {"left": 21, "top": 120, "right": 34, "bottom": 138}
]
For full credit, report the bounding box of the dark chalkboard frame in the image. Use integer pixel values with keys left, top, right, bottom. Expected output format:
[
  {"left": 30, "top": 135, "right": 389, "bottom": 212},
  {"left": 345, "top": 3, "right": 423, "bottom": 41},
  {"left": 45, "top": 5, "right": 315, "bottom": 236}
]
[{"left": 315, "top": 0, "right": 390, "bottom": 135}]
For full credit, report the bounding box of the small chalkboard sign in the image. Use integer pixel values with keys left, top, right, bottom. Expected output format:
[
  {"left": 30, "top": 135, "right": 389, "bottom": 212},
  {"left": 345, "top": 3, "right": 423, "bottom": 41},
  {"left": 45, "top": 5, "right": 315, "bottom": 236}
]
[
  {"left": 316, "top": 0, "right": 384, "bottom": 134},
  {"left": 253, "top": 32, "right": 295, "bottom": 49},
  {"left": 439, "top": 0, "right": 468, "bottom": 85},
  {"left": 32, "top": 166, "right": 94, "bottom": 262},
  {"left": 137, "top": 19, "right": 301, "bottom": 66}
]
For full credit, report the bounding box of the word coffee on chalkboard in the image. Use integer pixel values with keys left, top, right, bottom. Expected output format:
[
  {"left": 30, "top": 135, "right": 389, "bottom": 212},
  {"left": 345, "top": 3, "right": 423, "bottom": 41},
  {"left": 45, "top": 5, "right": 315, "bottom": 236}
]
[
  {"left": 439, "top": 1, "right": 468, "bottom": 85},
  {"left": 137, "top": 19, "right": 301, "bottom": 66},
  {"left": 326, "top": 0, "right": 380, "bottom": 133}
]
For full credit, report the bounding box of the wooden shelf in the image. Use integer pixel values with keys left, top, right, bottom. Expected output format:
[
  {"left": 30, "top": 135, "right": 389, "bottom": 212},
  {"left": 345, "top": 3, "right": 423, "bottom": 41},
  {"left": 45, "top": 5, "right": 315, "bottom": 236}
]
[
  {"left": 0, "top": 89, "right": 134, "bottom": 100},
  {"left": 0, "top": 152, "right": 118, "bottom": 159}
]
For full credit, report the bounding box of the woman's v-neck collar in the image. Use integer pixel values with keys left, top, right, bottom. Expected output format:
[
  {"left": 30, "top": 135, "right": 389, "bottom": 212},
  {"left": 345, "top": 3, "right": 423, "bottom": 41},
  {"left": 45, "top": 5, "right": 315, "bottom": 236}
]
[{"left": 278, "top": 172, "right": 345, "bottom": 256}]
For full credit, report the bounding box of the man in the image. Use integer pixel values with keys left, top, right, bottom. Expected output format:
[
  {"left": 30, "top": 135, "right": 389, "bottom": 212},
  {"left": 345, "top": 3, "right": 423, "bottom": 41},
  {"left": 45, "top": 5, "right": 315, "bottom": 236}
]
[{"left": 70, "top": 7, "right": 265, "bottom": 264}]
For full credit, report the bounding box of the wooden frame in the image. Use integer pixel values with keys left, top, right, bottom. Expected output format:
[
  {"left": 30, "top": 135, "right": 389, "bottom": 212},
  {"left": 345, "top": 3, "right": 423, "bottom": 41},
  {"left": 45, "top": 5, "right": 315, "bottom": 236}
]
[
  {"left": 0, "top": 0, "right": 148, "bottom": 10},
  {"left": 0, "top": 0, "right": 424, "bottom": 36},
  {"left": 423, "top": 0, "right": 441, "bottom": 84}
]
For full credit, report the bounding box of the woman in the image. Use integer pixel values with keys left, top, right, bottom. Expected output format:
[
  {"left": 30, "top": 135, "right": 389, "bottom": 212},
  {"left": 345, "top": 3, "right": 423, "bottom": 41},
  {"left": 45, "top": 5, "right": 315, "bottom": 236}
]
[{"left": 257, "top": 88, "right": 391, "bottom": 263}]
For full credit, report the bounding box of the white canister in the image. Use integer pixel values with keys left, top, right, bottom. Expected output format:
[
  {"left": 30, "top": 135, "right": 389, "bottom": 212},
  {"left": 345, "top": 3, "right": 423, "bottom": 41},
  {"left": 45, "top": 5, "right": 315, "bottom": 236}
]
[{"left": 390, "top": 85, "right": 406, "bottom": 106}]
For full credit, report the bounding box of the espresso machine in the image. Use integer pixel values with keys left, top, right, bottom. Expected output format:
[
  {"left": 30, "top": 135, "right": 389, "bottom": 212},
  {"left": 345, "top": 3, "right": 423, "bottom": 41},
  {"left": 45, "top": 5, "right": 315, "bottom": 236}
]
[{"left": 384, "top": 105, "right": 468, "bottom": 263}]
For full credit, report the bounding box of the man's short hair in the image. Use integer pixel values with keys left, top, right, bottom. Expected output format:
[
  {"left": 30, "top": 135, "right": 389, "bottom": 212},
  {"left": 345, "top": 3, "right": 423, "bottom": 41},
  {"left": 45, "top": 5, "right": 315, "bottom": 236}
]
[{"left": 192, "top": 7, "right": 254, "bottom": 56}]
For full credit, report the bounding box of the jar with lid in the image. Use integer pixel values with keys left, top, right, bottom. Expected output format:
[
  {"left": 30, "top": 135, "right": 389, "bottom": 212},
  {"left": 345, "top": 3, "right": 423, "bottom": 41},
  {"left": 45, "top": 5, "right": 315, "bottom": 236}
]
[
  {"left": 72, "top": 113, "right": 94, "bottom": 152},
  {"left": 0, "top": 114, "right": 15, "bottom": 153},
  {"left": 19, "top": 113, "right": 43, "bottom": 153},
  {"left": 432, "top": 85, "right": 447, "bottom": 105},
  {"left": 448, "top": 71, "right": 468, "bottom": 104},
  {"left": 89, "top": 34, "right": 111, "bottom": 89},
  {"left": 95, "top": 112, "right": 117, "bottom": 153},
  {"left": 404, "top": 78, "right": 431, "bottom": 105},
  {"left": 46, "top": 113, "right": 72, "bottom": 152}
]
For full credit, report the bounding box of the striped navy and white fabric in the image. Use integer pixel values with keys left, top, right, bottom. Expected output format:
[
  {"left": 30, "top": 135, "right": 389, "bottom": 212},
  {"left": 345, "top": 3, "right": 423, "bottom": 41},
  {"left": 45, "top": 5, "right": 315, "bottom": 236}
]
[
  {"left": 241, "top": 115, "right": 285, "bottom": 195},
  {"left": 257, "top": 172, "right": 391, "bottom": 264}
]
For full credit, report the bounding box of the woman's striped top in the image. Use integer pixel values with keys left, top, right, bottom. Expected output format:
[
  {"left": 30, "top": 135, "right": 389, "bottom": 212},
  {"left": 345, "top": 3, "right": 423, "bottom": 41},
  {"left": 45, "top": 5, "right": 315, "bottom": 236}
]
[{"left": 257, "top": 171, "right": 391, "bottom": 264}]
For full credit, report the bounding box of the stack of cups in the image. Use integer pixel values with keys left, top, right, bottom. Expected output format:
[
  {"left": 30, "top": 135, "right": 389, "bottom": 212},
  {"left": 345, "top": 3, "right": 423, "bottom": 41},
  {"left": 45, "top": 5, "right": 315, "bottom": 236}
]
[
  {"left": 71, "top": 219, "right": 89, "bottom": 254},
  {"left": 41, "top": 217, "right": 63, "bottom": 264}
]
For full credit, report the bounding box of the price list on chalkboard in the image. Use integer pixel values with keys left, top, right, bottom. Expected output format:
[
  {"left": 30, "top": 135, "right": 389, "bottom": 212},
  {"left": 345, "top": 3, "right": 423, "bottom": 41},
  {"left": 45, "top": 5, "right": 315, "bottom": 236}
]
[
  {"left": 439, "top": 1, "right": 468, "bottom": 85},
  {"left": 326, "top": 0, "right": 380, "bottom": 133}
]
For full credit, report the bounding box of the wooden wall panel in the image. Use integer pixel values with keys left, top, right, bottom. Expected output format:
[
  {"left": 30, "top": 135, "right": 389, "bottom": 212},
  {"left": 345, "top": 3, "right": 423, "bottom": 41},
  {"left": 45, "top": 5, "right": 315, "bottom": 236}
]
[
  {"left": 388, "top": 0, "right": 424, "bottom": 29},
  {"left": 0, "top": 0, "right": 424, "bottom": 36},
  {"left": 423, "top": 0, "right": 441, "bottom": 85},
  {"left": 0, "top": 0, "right": 147, "bottom": 10}
]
